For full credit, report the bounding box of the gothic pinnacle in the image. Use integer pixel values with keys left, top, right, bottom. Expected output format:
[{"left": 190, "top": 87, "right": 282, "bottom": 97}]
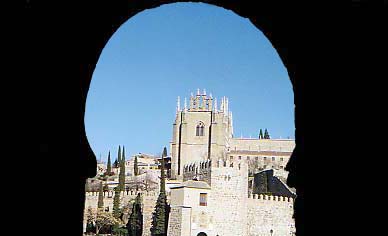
[{"left": 176, "top": 96, "right": 181, "bottom": 112}]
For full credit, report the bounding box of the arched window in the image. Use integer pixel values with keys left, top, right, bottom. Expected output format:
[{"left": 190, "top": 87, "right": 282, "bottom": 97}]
[{"left": 196, "top": 121, "right": 205, "bottom": 136}]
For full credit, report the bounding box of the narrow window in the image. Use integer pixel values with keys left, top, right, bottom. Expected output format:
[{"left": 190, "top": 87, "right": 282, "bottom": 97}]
[
  {"left": 196, "top": 122, "right": 205, "bottom": 136},
  {"left": 280, "top": 157, "right": 284, "bottom": 161},
  {"left": 238, "top": 156, "right": 241, "bottom": 160},
  {"left": 200, "top": 193, "right": 207, "bottom": 206},
  {"left": 272, "top": 157, "right": 275, "bottom": 161}
]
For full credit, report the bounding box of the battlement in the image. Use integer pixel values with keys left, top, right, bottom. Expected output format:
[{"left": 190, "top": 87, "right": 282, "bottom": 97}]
[
  {"left": 85, "top": 190, "right": 157, "bottom": 198},
  {"left": 183, "top": 159, "right": 212, "bottom": 173},
  {"left": 214, "top": 158, "right": 248, "bottom": 171},
  {"left": 183, "top": 159, "right": 212, "bottom": 184},
  {"left": 248, "top": 193, "right": 294, "bottom": 203},
  {"left": 182, "top": 159, "right": 248, "bottom": 174}
]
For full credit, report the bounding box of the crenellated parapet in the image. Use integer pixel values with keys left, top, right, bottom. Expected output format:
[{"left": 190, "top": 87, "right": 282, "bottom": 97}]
[
  {"left": 214, "top": 158, "right": 248, "bottom": 172},
  {"left": 248, "top": 193, "right": 294, "bottom": 203},
  {"left": 183, "top": 159, "right": 212, "bottom": 185},
  {"left": 85, "top": 190, "right": 157, "bottom": 198}
]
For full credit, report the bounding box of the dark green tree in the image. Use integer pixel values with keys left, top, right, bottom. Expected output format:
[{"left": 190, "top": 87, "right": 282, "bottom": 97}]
[
  {"left": 106, "top": 151, "right": 112, "bottom": 176},
  {"left": 118, "top": 145, "right": 122, "bottom": 166},
  {"left": 127, "top": 193, "right": 143, "bottom": 236},
  {"left": 119, "top": 146, "right": 126, "bottom": 191},
  {"left": 113, "top": 187, "right": 121, "bottom": 219},
  {"left": 134, "top": 155, "right": 139, "bottom": 176},
  {"left": 150, "top": 147, "right": 169, "bottom": 236},
  {"left": 98, "top": 181, "right": 104, "bottom": 209},
  {"left": 113, "top": 158, "right": 119, "bottom": 169},
  {"left": 162, "top": 147, "right": 167, "bottom": 158},
  {"left": 259, "top": 129, "right": 263, "bottom": 139},
  {"left": 264, "top": 129, "right": 270, "bottom": 139}
]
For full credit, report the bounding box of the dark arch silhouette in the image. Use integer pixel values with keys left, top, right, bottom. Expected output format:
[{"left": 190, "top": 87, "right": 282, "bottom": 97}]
[
  {"left": 23, "top": 0, "right": 363, "bottom": 236},
  {"left": 197, "top": 232, "right": 208, "bottom": 236}
]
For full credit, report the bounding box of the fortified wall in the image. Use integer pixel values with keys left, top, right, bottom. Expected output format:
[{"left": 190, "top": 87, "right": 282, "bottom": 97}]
[
  {"left": 209, "top": 159, "right": 249, "bottom": 236},
  {"left": 168, "top": 159, "right": 295, "bottom": 236},
  {"left": 84, "top": 190, "right": 160, "bottom": 236},
  {"left": 247, "top": 194, "right": 295, "bottom": 236}
]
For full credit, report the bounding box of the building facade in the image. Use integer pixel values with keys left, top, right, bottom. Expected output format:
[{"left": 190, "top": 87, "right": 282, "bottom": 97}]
[
  {"left": 167, "top": 90, "right": 296, "bottom": 236},
  {"left": 170, "top": 89, "right": 295, "bottom": 181}
]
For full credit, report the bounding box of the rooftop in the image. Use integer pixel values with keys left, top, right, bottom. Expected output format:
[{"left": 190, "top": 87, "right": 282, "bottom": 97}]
[{"left": 170, "top": 180, "right": 211, "bottom": 190}]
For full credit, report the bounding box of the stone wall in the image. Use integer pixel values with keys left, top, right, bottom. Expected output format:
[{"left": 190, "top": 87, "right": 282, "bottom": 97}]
[
  {"left": 208, "top": 160, "right": 249, "bottom": 236},
  {"left": 247, "top": 195, "right": 295, "bottom": 236},
  {"left": 168, "top": 206, "right": 192, "bottom": 236},
  {"left": 83, "top": 190, "right": 159, "bottom": 235},
  {"left": 230, "top": 139, "right": 295, "bottom": 152}
]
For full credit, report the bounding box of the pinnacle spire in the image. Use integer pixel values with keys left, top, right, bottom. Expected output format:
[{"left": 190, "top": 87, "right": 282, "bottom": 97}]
[{"left": 176, "top": 96, "right": 181, "bottom": 112}]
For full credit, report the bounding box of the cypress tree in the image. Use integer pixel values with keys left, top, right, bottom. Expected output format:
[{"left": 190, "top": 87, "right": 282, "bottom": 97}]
[
  {"left": 106, "top": 151, "right": 112, "bottom": 176},
  {"left": 150, "top": 147, "right": 169, "bottom": 236},
  {"left": 118, "top": 145, "right": 122, "bottom": 165},
  {"left": 259, "top": 129, "right": 263, "bottom": 139},
  {"left": 162, "top": 147, "right": 167, "bottom": 158},
  {"left": 127, "top": 193, "right": 143, "bottom": 236},
  {"left": 160, "top": 148, "right": 167, "bottom": 193},
  {"left": 97, "top": 181, "right": 104, "bottom": 209},
  {"left": 113, "top": 158, "right": 119, "bottom": 169},
  {"left": 134, "top": 155, "right": 139, "bottom": 176},
  {"left": 264, "top": 129, "right": 270, "bottom": 139},
  {"left": 119, "top": 146, "right": 126, "bottom": 191},
  {"left": 151, "top": 191, "right": 168, "bottom": 236},
  {"left": 112, "top": 187, "right": 121, "bottom": 219}
]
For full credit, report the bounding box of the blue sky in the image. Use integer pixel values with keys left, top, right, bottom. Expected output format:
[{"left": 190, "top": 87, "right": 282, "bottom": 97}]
[{"left": 85, "top": 2, "right": 294, "bottom": 162}]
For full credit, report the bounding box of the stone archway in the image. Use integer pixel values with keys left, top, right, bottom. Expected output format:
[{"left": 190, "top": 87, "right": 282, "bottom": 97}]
[{"left": 197, "top": 232, "right": 207, "bottom": 236}]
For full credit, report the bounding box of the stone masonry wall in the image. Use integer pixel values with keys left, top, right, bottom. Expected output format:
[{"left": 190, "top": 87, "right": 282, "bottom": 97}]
[
  {"left": 247, "top": 194, "right": 295, "bottom": 236},
  {"left": 208, "top": 160, "right": 248, "bottom": 236},
  {"left": 84, "top": 191, "right": 159, "bottom": 236},
  {"left": 167, "top": 206, "right": 192, "bottom": 236}
]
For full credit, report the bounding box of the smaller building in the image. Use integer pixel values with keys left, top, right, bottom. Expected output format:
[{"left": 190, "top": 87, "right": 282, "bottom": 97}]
[
  {"left": 168, "top": 180, "right": 213, "bottom": 236},
  {"left": 125, "top": 153, "right": 160, "bottom": 176}
]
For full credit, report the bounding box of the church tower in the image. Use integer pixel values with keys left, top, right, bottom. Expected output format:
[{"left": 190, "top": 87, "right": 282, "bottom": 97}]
[{"left": 170, "top": 89, "right": 234, "bottom": 180}]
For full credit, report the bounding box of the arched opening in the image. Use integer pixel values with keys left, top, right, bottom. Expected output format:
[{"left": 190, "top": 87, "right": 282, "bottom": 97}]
[
  {"left": 197, "top": 232, "right": 208, "bottom": 236},
  {"left": 196, "top": 121, "right": 205, "bottom": 136},
  {"left": 82, "top": 2, "right": 298, "bottom": 236}
]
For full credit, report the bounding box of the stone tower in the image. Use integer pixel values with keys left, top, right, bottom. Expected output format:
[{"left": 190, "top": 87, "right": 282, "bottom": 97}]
[{"left": 170, "top": 89, "right": 234, "bottom": 180}]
